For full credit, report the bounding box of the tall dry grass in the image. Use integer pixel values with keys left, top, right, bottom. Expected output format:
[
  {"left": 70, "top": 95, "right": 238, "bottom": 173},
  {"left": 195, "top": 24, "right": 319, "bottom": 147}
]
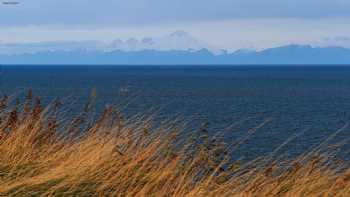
[{"left": 0, "top": 90, "right": 349, "bottom": 196}]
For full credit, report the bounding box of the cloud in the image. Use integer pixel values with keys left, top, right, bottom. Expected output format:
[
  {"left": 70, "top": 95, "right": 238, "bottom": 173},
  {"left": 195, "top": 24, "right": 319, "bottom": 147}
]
[
  {"left": 1, "top": 0, "right": 350, "bottom": 27},
  {"left": 316, "top": 36, "right": 350, "bottom": 48},
  {"left": 0, "top": 40, "right": 105, "bottom": 55}
]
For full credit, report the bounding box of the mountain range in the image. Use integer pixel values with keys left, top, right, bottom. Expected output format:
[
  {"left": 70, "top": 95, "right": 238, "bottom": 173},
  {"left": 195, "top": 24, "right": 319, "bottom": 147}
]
[
  {"left": 0, "top": 31, "right": 217, "bottom": 55},
  {"left": 1, "top": 31, "right": 350, "bottom": 65}
]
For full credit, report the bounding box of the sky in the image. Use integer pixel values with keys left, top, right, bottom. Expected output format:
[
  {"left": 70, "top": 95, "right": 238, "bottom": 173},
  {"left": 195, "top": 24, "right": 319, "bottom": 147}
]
[{"left": 1, "top": 0, "right": 350, "bottom": 50}]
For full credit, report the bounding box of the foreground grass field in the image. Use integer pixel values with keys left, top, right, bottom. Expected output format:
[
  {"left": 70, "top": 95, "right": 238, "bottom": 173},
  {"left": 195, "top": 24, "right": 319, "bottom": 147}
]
[{"left": 0, "top": 91, "right": 349, "bottom": 196}]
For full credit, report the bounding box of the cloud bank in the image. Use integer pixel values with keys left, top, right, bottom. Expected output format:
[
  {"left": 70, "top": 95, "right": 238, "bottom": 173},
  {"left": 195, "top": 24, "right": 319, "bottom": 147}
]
[{"left": 1, "top": 0, "right": 350, "bottom": 27}]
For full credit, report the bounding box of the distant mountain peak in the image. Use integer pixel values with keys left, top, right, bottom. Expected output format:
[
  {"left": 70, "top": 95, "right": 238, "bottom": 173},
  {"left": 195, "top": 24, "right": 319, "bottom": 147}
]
[
  {"left": 285, "top": 44, "right": 312, "bottom": 48},
  {"left": 141, "top": 37, "right": 155, "bottom": 45},
  {"left": 168, "top": 30, "right": 191, "bottom": 38}
]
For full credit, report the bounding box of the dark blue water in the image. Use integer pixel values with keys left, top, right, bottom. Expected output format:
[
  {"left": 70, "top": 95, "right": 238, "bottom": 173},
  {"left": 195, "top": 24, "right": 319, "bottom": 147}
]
[{"left": 1, "top": 65, "right": 350, "bottom": 159}]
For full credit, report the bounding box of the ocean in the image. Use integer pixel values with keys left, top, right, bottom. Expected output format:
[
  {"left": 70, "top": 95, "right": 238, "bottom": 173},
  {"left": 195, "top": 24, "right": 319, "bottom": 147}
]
[{"left": 1, "top": 65, "right": 350, "bottom": 159}]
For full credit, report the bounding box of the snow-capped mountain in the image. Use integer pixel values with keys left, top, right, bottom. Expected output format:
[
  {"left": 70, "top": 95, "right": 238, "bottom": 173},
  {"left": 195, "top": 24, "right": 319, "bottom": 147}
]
[
  {"left": 0, "top": 31, "right": 220, "bottom": 55},
  {"left": 153, "top": 30, "right": 211, "bottom": 51},
  {"left": 106, "top": 30, "right": 218, "bottom": 53}
]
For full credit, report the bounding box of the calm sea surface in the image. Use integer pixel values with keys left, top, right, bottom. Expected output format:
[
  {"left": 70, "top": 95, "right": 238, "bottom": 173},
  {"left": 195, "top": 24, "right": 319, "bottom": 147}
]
[{"left": 1, "top": 65, "right": 350, "bottom": 159}]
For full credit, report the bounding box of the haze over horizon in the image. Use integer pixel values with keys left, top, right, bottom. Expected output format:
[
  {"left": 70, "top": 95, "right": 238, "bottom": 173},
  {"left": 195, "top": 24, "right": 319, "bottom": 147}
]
[{"left": 1, "top": 0, "right": 350, "bottom": 51}]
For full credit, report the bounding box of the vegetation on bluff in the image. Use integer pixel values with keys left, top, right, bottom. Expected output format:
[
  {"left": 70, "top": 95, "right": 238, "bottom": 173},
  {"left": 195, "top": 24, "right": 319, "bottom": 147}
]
[{"left": 0, "top": 90, "right": 349, "bottom": 196}]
